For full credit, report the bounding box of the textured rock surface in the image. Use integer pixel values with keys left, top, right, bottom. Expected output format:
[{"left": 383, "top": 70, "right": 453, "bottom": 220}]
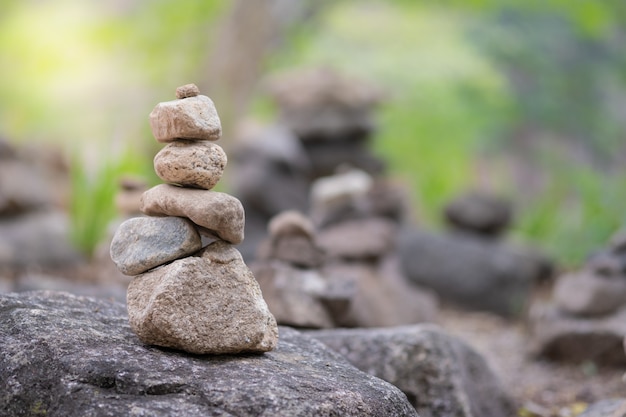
[
  {"left": 153, "top": 140, "right": 227, "bottom": 190},
  {"left": 140, "top": 184, "right": 245, "bottom": 244},
  {"left": 149, "top": 95, "right": 221, "bottom": 142},
  {"left": 0, "top": 291, "right": 418, "bottom": 417},
  {"left": 399, "top": 229, "right": 545, "bottom": 316},
  {"left": 308, "top": 325, "right": 515, "bottom": 417},
  {"left": 109, "top": 216, "right": 202, "bottom": 276},
  {"left": 127, "top": 241, "right": 278, "bottom": 354},
  {"left": 528, "top": 302, "right": 626, "bottom": 365},
  {"left": 553, "top": 271, "right": 626, "bottom": 316}
]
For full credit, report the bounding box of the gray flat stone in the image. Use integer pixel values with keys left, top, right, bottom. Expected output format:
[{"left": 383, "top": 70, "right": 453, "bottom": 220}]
[{"left": 110, "top": 216, "right": 201, "bottom": 276}]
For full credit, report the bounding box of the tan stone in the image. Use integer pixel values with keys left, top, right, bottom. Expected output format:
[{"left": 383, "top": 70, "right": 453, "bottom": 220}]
[
  {"left": 127, "top": 241, "right": 278, "bottom": 354},
  {"left": 154, "top": 141, "right": 227, "bottom": 190},
  {"left": 176, "top": 83, "right": 200, "bottom": 99},
  {"left": 149, "top": 95, "right": 221, "bottom": 142},
  {"left": 268, "top": 210, "right": 315, "bottom": 240},
  {"left": 140, "top": 184, "right": 244, "bottom": 244}
]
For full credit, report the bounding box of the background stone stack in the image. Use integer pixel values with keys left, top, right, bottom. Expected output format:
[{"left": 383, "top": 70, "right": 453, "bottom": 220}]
[
  {"left": 528, "top": 228, "right": 626, "bottom": 365},
  {"left": 110, "top": 84, "right": 278, "bottom": 355}
]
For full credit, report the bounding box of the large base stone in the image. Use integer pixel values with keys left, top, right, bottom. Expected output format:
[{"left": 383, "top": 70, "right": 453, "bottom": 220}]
[{"left": 127, "top": 241, "right": 278, "bottom": 354}]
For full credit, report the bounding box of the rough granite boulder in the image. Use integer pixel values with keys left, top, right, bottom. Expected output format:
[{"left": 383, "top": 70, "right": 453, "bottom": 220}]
[
  {"left": 307, "top": 325, "right": 515, "bottom": 417},
  {"left": 0, "top": 291, "right": 418, "bottom": 417}
]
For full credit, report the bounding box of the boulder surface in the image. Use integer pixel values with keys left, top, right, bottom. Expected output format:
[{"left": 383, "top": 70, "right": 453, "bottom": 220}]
[
  {"left": 308, "top": 325, "right": 515, "bottom": 417},
  {"left": 0, "top": 291, "right": 418, "bottom": 417}
]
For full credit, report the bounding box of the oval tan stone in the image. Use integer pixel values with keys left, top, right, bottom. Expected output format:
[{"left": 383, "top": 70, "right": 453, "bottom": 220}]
[
  {"left": 154, "top": 141, "right": 227, "bottom": 190},
  {"left": 149, "top": 95, "right": 222, "bottom": 142},
  {"left": 140, "top": 184, "right": 245, "bottom": 244}
]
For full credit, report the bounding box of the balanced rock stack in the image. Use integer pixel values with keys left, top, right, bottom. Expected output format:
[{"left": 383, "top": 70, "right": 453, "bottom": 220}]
[{"left": 110, "top": 84, "right": 278, "bottom": 355}]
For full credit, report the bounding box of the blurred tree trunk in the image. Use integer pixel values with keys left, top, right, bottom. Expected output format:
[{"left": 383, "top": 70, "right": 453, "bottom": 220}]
[{"left": 202, "top": 0, "right": 327, "bottom": 142}]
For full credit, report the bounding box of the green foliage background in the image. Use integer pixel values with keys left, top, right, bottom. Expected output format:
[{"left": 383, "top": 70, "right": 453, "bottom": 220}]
[{"left": 2, "top": 0, "right": 626, "bottom": 265}]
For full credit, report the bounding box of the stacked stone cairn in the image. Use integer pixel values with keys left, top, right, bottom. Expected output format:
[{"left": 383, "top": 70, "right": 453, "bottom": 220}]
[
  {"left": 529, "top": 229, "right": 626, "bottom": 365},
  {"left": 110, "top": 84, "right": 278, "bottom": 355},
  {"left": 253, "top": 168, "right": 439, "bottom": 329}
]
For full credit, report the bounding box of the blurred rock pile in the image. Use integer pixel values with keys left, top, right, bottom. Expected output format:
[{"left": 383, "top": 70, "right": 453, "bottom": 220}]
[
  {"left": 233, "top": 68, "right": 438, "bottom": 328},
  {"left": 400, "top": 191, "right": 553, "bottom": 317},
  {"left": 0, "top": 138, "right": 83, "bottom": 292},
  {"left": 529, "top": 229, "right": 626, "bottom": 366}
]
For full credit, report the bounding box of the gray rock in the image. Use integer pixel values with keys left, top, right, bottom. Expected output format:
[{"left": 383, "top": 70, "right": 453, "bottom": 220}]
[
  {"left": 266, "top": 67, "right": 384, "bottom": 140},
  {"left": 140, "top": 184, "right": 245, "bottom": 244},
  {"left": 229, "top": 124, "right": 311, "bottom": 261},
  {"left": 302, "top": 138, "right": 386, "bottom": 179},
  {"left": 127, "top": 241, "right": 278, "bottom": 354},
  {"left": 399, "top": 229, "right": 544, "bottom": 316},
  {"left": 528, "top": 302, "right": 626, "bottom": 365},
  {"left": 258, "top": 211, "right": 325, "bottom": 267},
  {"left": 114, "top": 176, "right": 148, "bottom": 216},
  {"left": 0, "top": 159, "right": 52, "bottom": 216},
  {"left": 443, "top": 191, "right": 512, "bottom": 237},
  {"left": 149, "top": 94, "right": 221, "bottom": 142},
  {"left": 318, "top": 218, "right": 396, "bottom": 260},
  {"left": 322, "top": 256, "right": 438, "bottom": 328},
  {"left": 110, "top": 216, "right": 202, "bottom": 276},
  {"left": 0, "top": 210, "right": 83, "bottom": 269},
  {"left": 578, "top": 399, "right": 626, "bottom": 417},
  {"left": 253, "top": 261, "right": 337, "bottom": 328},
  {"left": 586, "top": 250, "right": 626, "bottom": 276},
  {"left": 257, "top": 234, "right": 325, "bottom": 268},
  {"left": 307, "top": 325, "right": 515, "bottom": 417},
  {"left": 268, "top": 210, "right": 316, "bottom": 240},
  {"left": 311, "top": 176, "right": 410, "bottom": 228},
  {"left": 0, "top": 291, "right": 417, "bottom": 417},
  {"left": 553, "top": 271, "right": 626, "bottom": 316},
  {"left": 153, "top": 140, "right": 227, "bottom": 190}
]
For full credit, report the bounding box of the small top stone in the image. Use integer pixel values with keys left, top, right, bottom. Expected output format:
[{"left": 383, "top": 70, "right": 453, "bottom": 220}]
[{"left": 176, "top": 83, "right": 200, "bottom": 99}]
